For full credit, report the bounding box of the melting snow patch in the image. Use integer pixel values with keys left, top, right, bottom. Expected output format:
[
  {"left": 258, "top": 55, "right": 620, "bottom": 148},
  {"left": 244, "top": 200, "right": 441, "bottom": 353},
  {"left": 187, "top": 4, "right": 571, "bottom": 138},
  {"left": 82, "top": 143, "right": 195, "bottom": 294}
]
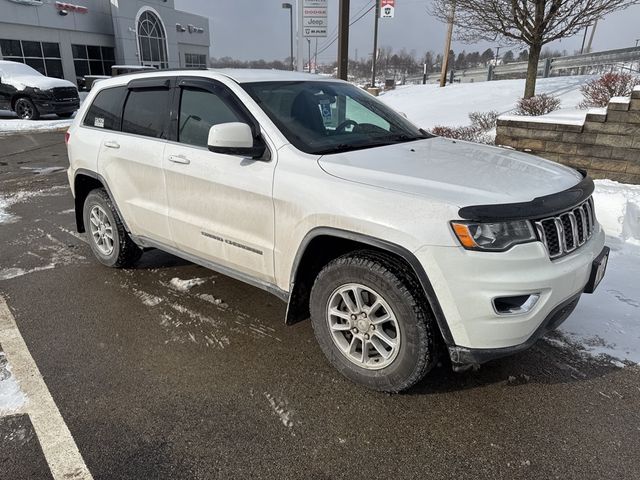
[
  {"left": 133, "top": 289, "right": 163, "bottom": 307},
  {"left": 264, "top": 392, "right": 295, "bottom": 429},
  {"left": 0, "top": 264, "right": 55, "bottom": 280},
  {"left": 0, "top": 186, "right": 68, "bottom": 224},
  {"left": 0, "top": 353, "right": 27, "bottom": 414},
  {"left": 169, "top": 277, "right": 207, "bottom": 292}
]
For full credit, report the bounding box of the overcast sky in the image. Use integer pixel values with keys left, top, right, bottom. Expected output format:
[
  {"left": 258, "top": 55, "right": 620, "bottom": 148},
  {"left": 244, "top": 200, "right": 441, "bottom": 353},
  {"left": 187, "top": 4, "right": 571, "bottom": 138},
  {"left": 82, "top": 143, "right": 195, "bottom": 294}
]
[{"left": 177, "top": 0, "right": 640, "bottom": 63}]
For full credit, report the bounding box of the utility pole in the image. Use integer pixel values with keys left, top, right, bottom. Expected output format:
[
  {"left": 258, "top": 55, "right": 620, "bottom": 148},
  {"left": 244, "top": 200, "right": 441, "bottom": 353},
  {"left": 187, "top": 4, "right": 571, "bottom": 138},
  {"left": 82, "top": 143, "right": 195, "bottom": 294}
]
[
  {"left": 585, "top": 18, "right": 599, "bottom": 54},
  {"left": 337, "top": 0, "right": 350, "bottom": 80},
  {"left": 371, "top": 0, "right": 380, "bottom": 87},
  {"left": 439, "top": 1, "right": 455, "bottom": 87}
]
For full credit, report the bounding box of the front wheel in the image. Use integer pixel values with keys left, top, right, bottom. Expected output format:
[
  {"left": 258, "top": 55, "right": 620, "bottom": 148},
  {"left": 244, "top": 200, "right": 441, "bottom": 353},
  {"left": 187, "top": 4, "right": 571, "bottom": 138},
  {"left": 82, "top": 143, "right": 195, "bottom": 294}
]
[
  {"left": 310, "top": 251, "right": 439, "bottom": 392},
  {"left": 14, "top": 97, "right": 40, "bottom": 120},
  {"left": 83, "top": 189, "right": 142, "bottom": 268}
]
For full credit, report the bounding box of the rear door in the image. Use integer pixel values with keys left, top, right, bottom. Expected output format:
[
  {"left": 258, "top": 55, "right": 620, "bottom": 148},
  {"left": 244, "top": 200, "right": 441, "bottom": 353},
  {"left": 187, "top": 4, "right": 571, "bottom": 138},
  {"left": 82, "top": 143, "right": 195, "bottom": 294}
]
[
  {"left": 98, "top": 77, "right": 174, "bottom": 244},
  {"left": 163, "top": 77, "right": 276, "bottom": 283}
]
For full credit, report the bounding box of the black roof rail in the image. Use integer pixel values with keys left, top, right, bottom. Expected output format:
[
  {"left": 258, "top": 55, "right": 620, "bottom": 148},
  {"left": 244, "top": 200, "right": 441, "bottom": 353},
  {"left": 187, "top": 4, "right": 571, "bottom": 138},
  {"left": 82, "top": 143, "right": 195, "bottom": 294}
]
[{"left": 114, "top": 67, "right": 209, "bottom": 78}]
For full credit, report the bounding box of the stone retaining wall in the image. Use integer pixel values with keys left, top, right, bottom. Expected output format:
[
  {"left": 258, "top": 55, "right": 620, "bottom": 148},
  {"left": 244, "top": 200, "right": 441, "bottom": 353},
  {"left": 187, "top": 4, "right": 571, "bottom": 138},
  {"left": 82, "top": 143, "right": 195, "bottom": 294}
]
[{"left": 496, "top": 87, "right": 640, "bottom": 184}]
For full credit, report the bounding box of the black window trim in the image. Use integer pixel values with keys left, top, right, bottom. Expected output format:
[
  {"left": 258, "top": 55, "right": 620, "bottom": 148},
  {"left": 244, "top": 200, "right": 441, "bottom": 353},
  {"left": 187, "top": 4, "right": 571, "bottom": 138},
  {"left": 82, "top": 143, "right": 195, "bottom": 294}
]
[{"left": 171, "top": 77, "right": 269, "bottom": 157}]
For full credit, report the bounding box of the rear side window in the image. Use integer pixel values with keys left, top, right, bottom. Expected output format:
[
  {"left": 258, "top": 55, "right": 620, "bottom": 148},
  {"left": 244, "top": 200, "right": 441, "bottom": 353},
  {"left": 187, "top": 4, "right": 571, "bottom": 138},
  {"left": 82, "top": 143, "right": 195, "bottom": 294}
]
[
  {"left": 83, "top": 86, "right": 127, "bottom": 131},
  {"left": 178, "top": 88, "right": 243, "bottom": 147},
  {"left": 122, "top": 89, "right": 170, "bottom": 139}
]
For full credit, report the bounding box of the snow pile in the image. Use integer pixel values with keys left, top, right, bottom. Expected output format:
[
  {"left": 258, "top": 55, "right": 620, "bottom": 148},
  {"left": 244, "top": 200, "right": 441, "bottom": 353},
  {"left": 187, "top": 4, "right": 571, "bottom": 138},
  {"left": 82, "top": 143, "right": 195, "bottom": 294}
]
[
  {"left": 560, "top": 180, "right": 640, "bottom": 364},
  {"left": 380, "top": 76, "right": 593, "bottom": 130},
  {"left": 169, "top": 277, "right": 207, "bottom": 292},
  {"left": 0, "top": 353, "right": 27, "bottom": 414}
]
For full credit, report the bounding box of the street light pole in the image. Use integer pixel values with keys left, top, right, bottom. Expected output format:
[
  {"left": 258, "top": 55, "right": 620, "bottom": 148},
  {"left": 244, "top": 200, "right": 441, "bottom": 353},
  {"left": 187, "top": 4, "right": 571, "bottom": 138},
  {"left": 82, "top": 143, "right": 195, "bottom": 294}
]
[
  {"left": 307, "top": 38, "right": 312, "bottom": 73},
  {"left": 282, "top": 3, "right": 294, "bottom": 71}
]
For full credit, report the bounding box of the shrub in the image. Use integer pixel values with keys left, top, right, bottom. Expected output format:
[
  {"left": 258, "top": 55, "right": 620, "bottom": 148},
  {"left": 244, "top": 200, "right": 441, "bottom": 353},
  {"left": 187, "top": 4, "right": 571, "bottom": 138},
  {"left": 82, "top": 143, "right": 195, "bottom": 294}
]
[
  {"left": 579, "top": 73, "right": 640, "bottom": 108},
  {"left": 469, "top": 110, "right": 498, "bottom": 131},
  {"left": 515, "top": 94, "right": 561, "bottom": 116},
  {"left": 430, "top": 125, "right": 493, "bottom": 144}
]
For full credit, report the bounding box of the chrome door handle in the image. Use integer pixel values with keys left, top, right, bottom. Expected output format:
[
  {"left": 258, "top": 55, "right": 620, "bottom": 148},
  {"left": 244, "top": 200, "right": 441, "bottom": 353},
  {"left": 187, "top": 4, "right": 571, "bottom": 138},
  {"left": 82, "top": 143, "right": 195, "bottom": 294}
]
[
  {"left": 104, "top": 140, "right": 120, "bottom": 149},
  {"left": 168, "top": 154, "right": 190, "bottom": 165}
]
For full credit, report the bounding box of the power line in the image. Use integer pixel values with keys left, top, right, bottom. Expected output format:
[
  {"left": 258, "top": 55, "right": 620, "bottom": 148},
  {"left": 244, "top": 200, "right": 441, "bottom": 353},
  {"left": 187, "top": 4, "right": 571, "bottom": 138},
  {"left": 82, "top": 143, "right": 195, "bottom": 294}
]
[
  {"left": 317, "top": 0, "right": 374, "bottom": 51},
  {"left": 316, "top": 2, "right": 376, "bottom": 57}
]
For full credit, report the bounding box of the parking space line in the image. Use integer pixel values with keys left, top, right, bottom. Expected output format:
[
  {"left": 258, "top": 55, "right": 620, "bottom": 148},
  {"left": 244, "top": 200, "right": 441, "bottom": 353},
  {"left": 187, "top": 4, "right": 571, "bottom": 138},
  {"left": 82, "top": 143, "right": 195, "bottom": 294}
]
[{"left": 0, "top": 296, "right": 93, "bottom": 480}]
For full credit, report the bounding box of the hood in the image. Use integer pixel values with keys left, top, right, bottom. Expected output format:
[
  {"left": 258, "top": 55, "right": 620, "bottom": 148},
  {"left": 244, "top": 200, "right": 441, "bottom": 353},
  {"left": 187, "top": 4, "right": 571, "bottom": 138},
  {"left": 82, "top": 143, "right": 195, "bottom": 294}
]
[
  {"left": 10, "top": 74, "right": 76, "bottom": 91},
  {"left": 318, "top": 137, "right": 583, "bottom": 208}
]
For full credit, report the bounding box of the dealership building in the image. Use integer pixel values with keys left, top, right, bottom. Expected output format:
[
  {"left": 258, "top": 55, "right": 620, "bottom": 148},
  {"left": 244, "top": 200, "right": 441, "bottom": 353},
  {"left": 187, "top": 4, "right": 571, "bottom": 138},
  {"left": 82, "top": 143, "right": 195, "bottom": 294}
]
[{"left": 0, "top": 0, "right": 211, "bottom": 86}]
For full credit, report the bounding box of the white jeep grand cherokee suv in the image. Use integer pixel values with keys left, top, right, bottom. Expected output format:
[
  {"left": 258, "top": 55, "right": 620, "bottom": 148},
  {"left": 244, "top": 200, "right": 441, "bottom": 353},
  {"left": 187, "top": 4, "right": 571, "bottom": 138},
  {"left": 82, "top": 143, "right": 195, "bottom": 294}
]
[{"left": 66, "top": 69, "right": 608, "bottom": 392}]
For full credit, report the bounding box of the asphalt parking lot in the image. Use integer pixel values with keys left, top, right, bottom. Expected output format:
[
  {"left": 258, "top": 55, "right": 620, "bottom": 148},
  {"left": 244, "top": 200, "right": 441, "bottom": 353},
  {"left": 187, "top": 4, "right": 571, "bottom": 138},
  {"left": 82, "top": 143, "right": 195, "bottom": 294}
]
[{"left": 1, "top": 132, "right": 639, "bottom": 480}]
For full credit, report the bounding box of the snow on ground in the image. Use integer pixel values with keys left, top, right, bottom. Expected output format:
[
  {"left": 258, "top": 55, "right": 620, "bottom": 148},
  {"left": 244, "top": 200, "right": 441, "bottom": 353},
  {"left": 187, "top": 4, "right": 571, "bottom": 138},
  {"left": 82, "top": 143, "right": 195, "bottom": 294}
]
[
  {"left": 169, "top": 277, "right": 207, "bottom": 292},
  {"left": 561, "top": 180, "right": 640, "bottom": 365},
  {"left": 0, "top": 353, "right": 27, "bottom": 414},
  {"left": 0, "top": 91, "right": 88, "bottom": 136},
  {"left": 380, "top": 76, "right": 593, "bottom": 130}
]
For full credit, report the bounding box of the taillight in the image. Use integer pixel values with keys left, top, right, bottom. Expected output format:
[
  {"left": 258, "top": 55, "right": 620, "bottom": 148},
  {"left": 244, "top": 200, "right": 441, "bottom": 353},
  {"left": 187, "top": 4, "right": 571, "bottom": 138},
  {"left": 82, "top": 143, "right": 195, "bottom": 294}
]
[{"left": 65, "top": 131, "right": 70, "bottom": 145}]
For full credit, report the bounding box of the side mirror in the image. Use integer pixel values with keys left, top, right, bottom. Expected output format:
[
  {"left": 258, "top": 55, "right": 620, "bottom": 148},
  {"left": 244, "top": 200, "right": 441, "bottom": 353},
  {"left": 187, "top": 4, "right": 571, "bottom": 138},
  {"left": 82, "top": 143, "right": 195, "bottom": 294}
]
[{"left": 207, "top": 122, "right": 266, "bottom": 159}]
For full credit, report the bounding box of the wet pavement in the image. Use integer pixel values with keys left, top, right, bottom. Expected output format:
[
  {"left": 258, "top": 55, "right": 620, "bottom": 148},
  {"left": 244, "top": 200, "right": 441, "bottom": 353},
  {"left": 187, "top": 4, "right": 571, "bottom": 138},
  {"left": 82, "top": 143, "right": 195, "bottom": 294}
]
[{"left": 0, "top": 132, "right": 639, "bottom": 479}]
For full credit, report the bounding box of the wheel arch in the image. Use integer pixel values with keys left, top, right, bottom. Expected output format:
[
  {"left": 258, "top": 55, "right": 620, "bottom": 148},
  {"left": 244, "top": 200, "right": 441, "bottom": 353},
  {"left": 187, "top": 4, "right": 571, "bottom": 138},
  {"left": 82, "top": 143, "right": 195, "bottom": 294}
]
[
  {"left": 73, "top": 169, "right": 130, "bottom": 234},
  {"left": 285, "top": 227, "right": 455, "bottom": 346}
]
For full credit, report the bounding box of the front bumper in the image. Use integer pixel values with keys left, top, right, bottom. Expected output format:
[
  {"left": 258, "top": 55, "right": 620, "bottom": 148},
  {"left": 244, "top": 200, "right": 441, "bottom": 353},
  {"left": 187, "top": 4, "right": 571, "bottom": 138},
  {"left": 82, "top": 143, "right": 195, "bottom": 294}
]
[
  {"left": 414, "top": 225, "right": 606, "bottom": 357},
  {"left": 33, "top": 97, "right": 80, "bottom": 115}
]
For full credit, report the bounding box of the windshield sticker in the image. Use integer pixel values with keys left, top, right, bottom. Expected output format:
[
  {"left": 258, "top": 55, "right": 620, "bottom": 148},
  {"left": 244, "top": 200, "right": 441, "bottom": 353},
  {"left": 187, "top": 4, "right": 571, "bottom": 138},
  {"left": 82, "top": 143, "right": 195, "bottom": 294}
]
[{"left": 94, "top": 117, "right": 105, "bottom": 128}]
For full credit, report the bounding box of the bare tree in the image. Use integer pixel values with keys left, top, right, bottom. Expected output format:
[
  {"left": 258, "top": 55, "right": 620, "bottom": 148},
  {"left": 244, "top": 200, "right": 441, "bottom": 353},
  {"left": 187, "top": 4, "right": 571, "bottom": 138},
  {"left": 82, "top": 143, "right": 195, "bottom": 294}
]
[{"left": 431, "top": 0, "right": 640, "bottom": 97}]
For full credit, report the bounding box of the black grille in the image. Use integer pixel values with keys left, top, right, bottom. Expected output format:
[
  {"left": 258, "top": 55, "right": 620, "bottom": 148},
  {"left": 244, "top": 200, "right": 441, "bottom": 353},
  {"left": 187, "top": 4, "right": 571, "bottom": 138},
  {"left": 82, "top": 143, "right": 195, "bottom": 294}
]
[
  {"left": 51, "top": 87, "right": 79, "bottom": 101},
  {"left": 534, "top": 197, "right": 596, "bottom": 259}
]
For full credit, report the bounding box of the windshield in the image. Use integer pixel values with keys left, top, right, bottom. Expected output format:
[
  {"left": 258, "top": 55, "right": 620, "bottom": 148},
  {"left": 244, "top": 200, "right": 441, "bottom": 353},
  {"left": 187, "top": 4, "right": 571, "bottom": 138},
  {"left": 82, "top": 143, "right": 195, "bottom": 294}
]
[
  {"left": 0, "top": 62, "right": 42, "bottom": 78},
  {"left": 242, "top": 81, "right": 431, "bottom": 155}
]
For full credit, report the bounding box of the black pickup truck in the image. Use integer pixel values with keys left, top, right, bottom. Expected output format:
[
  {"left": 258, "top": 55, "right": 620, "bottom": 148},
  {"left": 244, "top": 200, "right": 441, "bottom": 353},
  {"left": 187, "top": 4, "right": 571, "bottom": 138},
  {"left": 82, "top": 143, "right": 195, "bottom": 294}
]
[{"left": 0, "top": 60, "right": 79, "bottom": 120}]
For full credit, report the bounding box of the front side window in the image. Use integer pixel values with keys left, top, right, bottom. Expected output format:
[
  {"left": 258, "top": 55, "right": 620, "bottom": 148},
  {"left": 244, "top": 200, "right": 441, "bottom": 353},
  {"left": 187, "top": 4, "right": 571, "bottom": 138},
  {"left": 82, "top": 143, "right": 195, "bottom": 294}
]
[
  {"left": 122, "top": 89, "right": 170, "bottom": 138},
  {"left": 178, "top": 87, "right": 244, "bottom": 147},
  {"left": 242, "top": 81, "right": 430, "bottom": 155},
  {"left": 83, "top": 86, "right": 127, "bottom": 131}
]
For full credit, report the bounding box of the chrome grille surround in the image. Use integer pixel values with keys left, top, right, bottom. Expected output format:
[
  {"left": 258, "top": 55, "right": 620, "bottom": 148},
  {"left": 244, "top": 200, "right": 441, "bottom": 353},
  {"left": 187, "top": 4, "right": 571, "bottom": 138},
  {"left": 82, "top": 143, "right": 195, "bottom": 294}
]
[{"left": 534, "top": 197, "right": 596, "bottom": 259}]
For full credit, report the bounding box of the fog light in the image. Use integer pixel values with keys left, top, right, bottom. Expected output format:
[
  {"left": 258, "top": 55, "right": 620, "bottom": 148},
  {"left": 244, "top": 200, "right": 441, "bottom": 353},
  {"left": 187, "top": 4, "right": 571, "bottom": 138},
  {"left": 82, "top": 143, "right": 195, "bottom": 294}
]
[{"left": 493, "top": 294, "right": 540, "bottom": 315}]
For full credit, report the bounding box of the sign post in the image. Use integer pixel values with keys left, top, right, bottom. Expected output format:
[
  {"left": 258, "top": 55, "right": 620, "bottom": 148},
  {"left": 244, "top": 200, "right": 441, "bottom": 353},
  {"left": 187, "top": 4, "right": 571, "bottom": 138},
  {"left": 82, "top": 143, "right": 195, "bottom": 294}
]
[{"left": 300, "top": 0, "right": 327, "bottom": 72}]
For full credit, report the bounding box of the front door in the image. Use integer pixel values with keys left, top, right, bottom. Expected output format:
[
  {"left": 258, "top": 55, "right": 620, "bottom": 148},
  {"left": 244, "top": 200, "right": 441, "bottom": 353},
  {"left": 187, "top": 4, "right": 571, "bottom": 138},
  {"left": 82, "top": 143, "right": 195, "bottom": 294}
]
[{"left": 163, "top": 79, "right": 276, "bottom": 283}]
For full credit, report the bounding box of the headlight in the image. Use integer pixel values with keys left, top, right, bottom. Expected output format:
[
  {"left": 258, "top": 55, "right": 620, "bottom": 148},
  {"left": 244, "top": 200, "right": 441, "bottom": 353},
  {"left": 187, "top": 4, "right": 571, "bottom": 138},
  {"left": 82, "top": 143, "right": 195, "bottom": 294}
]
[{"left": 450, "top": 220, "right": 536, "bottom": 252}]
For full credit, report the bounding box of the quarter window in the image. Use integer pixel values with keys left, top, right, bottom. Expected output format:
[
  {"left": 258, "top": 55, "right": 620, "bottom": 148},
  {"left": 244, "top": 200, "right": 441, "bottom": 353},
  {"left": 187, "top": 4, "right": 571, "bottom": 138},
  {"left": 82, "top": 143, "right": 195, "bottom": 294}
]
[
  {"left": 178, "top": 88, "right": 243, "bottom": 147},
  {"left": 83, "top": 86, "right": 127, "bottom": 131},
  {"left": 122, "top": 89, "right": 170, "bottom": 138}
]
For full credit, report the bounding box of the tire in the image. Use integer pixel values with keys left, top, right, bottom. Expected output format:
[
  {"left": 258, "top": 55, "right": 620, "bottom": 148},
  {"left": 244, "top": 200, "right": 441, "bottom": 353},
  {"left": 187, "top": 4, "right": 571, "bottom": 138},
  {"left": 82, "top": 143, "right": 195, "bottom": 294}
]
[
  {"left": 83, "top": 189, "right": 142, "bottom": 268},
  {"left": 310, "top": 250, "right": 439, "bottom": 393},
  {"left": 14, "top": 97, "right": 40, "bottom": 120},
  {"left": 56, "top": 112, "right": 74, "bottom": 118}
]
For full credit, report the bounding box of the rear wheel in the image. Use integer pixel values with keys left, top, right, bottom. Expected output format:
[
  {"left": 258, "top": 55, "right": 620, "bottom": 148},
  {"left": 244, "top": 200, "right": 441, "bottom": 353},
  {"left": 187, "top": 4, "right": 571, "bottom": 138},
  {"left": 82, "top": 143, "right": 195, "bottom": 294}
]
[
  {"left": 14, "top": 97, "right": 40, "bottom": 120},
  {"left": 83, "top": 189, "right": 142, "bottom": 268},
  {"left": 310, "top": 251, "right": 439, "bottom": 392}
]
